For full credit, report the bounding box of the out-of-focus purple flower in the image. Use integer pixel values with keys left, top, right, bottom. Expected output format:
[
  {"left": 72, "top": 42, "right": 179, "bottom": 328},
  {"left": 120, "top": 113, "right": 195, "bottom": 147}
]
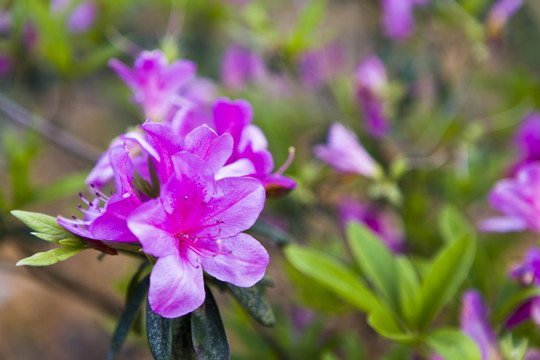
[
  {"left": 221, "top": 44, "right": 267, "bottom": 91},
  {"left": 213, "top": 98, "right": 296, "bottom": 196},
  {"left": 339, "top": 199, "right": 404, "bottom": 252},
  {"left": 67, "top": 1, "right": 98, "bottom": 33},
  {"left": 51, "top": 0, "right": 71, "bottom": 13},
  {"left": 127, "top": 152, "right": 268, "bottom": 318},
  {"left": 505, "top": 296, "right": 540, "bottom": 329},
  {"left": 0, "top": 11, "right": 12, "bottom": 36},
  {"left": 486, "top": 0, "right": 523, "bottom": 39},
  {"left": 298, "top": 43, "right": 345, "bottom": 89},
  {"left": 461, "top": 290, "right": 502, "bottom": 360},
  {"left": 110, "top": 50, "right": 196, "bottom": 121},
  {"left": 510, "top": 112, "right": 540, "bottom": 175},
  {"left": 509, "top": 247, "right": 540, "bottom": 286},
  {"left": 381, "top": 0, "right": 429, "bottom": 41},
  {"left": 526, "top": 350, "right": 540, "bottom": 360},
  {"left": 0, "top": 55, "right": 12, "bottom": 77},
  {"left": 479, "top": 164, "right": 540, "bottom": 233},
  {"left": 313, "top": 122, "right": 381, "bottom": 178},
  {"left": 356, "top": 55, "right": 390, "bottom": 138}
]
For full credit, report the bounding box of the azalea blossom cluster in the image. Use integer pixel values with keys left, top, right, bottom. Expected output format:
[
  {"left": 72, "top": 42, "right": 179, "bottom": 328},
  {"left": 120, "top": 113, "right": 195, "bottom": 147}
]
[{"left": 57, "top": 50, "right": 295, "bottom": 318}]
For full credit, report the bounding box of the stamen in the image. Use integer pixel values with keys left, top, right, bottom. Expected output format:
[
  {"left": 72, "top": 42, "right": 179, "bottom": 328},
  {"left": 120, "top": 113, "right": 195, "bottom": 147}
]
[{"left": 275, "top": 146, "right": 295, "bottom": 175}]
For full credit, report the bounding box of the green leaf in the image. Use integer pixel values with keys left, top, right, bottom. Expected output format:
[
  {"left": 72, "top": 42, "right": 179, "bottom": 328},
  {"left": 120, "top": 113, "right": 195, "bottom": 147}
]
[
  {"left": 58, "top": 238, "right": 85, "bottom": 247},
  {"left": 396, "top": 256, "right": 421, "bottom": 327},
  {"left": 11, "top": 210, "right": 71, "bottom": 237},
  {"left": 171, "top": 315, "right": 197, "bottom": 360},
  {"left": 416, "top": 235, "right": 476, "bottom": 330},
  {"left": 226, "top": 281, "right": 275, "bottom": 327},
  {"left": 367, "top": 310, "right": 418, "bottom": 345},
  {"left": 426, "top": 328, "right": 481, "bottom": 360},
  {"left": 347, "top": 222, "right": 399, "bottom": 310},
  {"left": 438, "top": 204, "right": 475, "bottom": 245},
  {"left": 108, "top": 276, "right": 150, "bottom": 360},
  {"left": 30, "top": 232, "right": 63, "bottom": 243},
  {"left": 284, "top": 244, "right": 381, "bottom": 313},
  {"left": 287, "top": 0, "right": 327, "bottom": 54},
  {"left": 191, "top": 286, "right": 230, "bottom": 360},
  {"left": 146, "top": 299, "right": 172, "bottom": 360},
  {"left": 16, "top": 247, "right": 84, "bottom": 266}
]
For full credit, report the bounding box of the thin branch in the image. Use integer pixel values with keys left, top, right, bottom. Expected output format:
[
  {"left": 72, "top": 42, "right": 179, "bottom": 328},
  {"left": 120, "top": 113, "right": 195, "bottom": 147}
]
[{"left": 0, "top": 92, "right": 102, "bottom": 163}]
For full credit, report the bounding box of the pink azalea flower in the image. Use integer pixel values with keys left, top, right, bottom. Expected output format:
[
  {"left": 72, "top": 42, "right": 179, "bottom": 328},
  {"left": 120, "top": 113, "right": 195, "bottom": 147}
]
[
  {"left": 509, "top": 247, "right": 540, "bottom": 286},
  {"left": 479, "top": 164, "right": 540, "bottom": 233},
  {"left": 67, "top": 1, "right": 98, "bottom": 33},
  {"left": 381, "top": 0, "right": 429, "bottom": 41},
  {"left": 509, "top": 112, "right": 540, "bottom": 175},
  {"left": 460, "top": 290, "right": 502, "bottom": 360},
  {"left": 127, "top": 152, "right": 269, "bottom": 318},
  {"left": 313, "top": 122, "right": 381, "bottom": 177},
  {"left": 338, "top": 199, "right": 404, "bottom": 252},
  {"left": 221, "top": 44, "right": 267, "bottom": 91},
  {"left": 356, "top": 55, "right": 390, "bottom": 138},
  {"left": 297, "top": 43, "right": 345, "bottom": 89},
  {"left": 213, "top": 98, "right": 296, "bottom": 196},
  {"left": 505, "top": 296, "right": 540, "bottom": 329},
  {"left": 109, "top": 50, "right": 196, "bottom": 121}
]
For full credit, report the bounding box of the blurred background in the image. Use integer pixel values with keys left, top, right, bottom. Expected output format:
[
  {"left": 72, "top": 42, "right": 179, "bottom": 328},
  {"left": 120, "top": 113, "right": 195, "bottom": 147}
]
[{"left": 1, "top": 0, "right": 540, "bottom": 358}]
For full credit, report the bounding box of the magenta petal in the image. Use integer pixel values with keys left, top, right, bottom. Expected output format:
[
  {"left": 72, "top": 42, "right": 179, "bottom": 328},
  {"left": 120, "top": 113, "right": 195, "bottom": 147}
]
[
  {"left": 216, "top": 158, "right": 256, "bottom": 179},
  {"left": 213, "top": 98, "right": 253, "bottom": 143},
  {"left": 109, "top": 145, "right": 134, "bottom": 195},
  {"left": 109, "top": 59, "right": 137, "bottom": 90},
  {"left": 89, "top": 193, "right": 140, "bottom": 242},
  {"left": 127, "top": 199, "right": 178, "bottom": 257},
  {"left": 506, "top": 298, "right": 534, "bottom": 328},
  {"left": 149, "top": 252, "right": 205, "bottom": 318},
  {"left": 200, "top": 233, "right": 269, "bottom": 287},
  {"left": 142, "top": 121, "right": 184, "bottom": 181},
  {"left": 184, "top": 125, "right": 234, "bottom": 173},
  {"left": 191, "top": 177, "right": 265, "bottom": 239}
]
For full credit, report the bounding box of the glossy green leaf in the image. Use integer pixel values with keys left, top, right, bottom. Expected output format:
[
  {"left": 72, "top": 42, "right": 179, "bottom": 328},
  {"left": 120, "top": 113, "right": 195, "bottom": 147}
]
[
  {"left": 16, "top": 246, "right": 84, "bottom": 266},
  {"left": 367, "top": 310, "right": 418, "bottom": 345},
  {"left": 416, "top": 235, "right": 476, "bottom": 330},
  {"left": 108, "top": 276, "right": 150, "bottom": 360},
  {"left": 11, "top": 210, "right": 71, "bottom": 237},
  {"left": 191, "top": 286, "right": 230, "bottom": 360},
  {"left": 347, "top": 222, "right": 399, "bottom": 310},
  {"left": 227, "top": 282, "right": 275, "bottom": 327},
  {"left": 146, "top": 299, "right": 172, "bottom": 360},
  {"left": 395, "top": 256, "right": 421, "bottom": 327},
  {"left": 438, "top": 204, "right": 475, "bottom": 245},
  {"left": 426, "top": 328, "right": 481, "bottom": 360},
  {"left": 171, "top": 314, "right": 197, "bottom": 360},
  {"left": 285, "top": 244, "right": 381, "bottom": 313}
]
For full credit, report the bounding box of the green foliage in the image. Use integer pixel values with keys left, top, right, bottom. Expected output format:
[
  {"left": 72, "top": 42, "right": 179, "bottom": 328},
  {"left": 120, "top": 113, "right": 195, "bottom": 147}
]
[
  {"left": 15, "top": 246, "right": 84, "bottom": 266},
  {"left": 146, "top": 299, "right": 173, "bottom": 360},
  {"left": 191, "top": 287, "right": 230, "bottom": 360},
  {"left": 284, "top": 244, "right": 381, "bottom": 313},
  {"left": 415, "top": 234, "right": 476, "bottom": 330},
  {"left": 425, "top": 328, "right": 481, "bottom": 360},
  {"left": 226, "top": 281, "right": 275, "bottom": 327}
]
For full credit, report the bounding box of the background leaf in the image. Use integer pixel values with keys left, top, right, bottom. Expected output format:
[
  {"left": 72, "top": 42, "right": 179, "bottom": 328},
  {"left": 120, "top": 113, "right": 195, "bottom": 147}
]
[
  {"left": 146, "top": 298, "right": 172, "bottom": 360},
  {"left": 191, "top": 286, "right": 230, "bottom": 360},
  {"left": 226, "top": 281, "right": 275, "bottom": 327},
  {"left": 426, "top": 328, "right": 481, "bottom": 360}
]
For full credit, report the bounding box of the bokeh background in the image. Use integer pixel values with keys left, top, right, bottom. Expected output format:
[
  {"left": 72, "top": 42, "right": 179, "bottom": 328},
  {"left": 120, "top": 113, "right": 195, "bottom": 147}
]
[{"left": 1, "top": 0, "right": 540, "bottom": 358}]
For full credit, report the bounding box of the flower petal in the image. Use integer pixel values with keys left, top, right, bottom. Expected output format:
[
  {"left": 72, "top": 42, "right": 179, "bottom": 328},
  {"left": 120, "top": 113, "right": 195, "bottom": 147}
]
[
  {"left": 127, "top": 199, "right": 178, "bottom": 257},
  {"left": 200, "top": 233, "right": 268, "bottom": 287},
  {"left": 148, "top": 252, "right": 205, "bottom": 318},
  {"left": 184, "top": 125, "right": 233, "bottom": 173}
]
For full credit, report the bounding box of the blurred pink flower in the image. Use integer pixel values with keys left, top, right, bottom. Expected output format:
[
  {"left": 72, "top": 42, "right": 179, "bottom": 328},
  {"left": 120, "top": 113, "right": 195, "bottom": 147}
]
[
  {"left": 486, "top": 0, "right": 523, "bottom": 38},
  {"left": 298, "top": 43, "right": 345, "bottom": 89},
  {"left": 461, "top": 290, "right": 502, "bottom": 360},
  {"left": 479, "top": 164, "right": 540, "bottom": 233},
  {"left": 109, "top": 50, "right": 196, "bottom": 121},
  {"left": 509, "top": 112, "right": 540, "bottom": 175},
  {"left": 221, "top": 44, "right": 267, "bottom": 91},
  {"left": 356, "top": 55, "right": 390, "bottom": 138},
  {"left": 67, "top": 1, "right": 98, "bottom": 33},
  {"left": 339, "top": 199, "right": 404, "bottom": 252},
  {"left": 381, "top": 0, "right": 429, "bottom": 41},
  {"left": 314, "top": 122, "right": 380, "bottom": 177}
]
